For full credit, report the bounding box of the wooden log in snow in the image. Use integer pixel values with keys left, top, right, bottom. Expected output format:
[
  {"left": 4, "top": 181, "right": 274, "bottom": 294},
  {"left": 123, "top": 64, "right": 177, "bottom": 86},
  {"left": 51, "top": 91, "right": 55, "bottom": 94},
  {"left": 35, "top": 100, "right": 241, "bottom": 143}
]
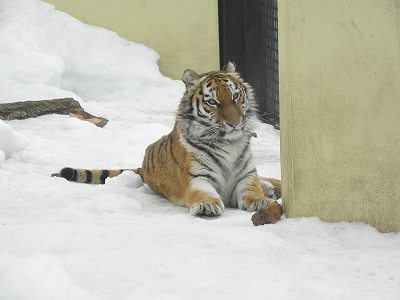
[
  {"left": 0, "top": 98, "right": 108, "bottom": 127},
  {"left": 0, "top": 98, "right": 82, "bottom": 120}
]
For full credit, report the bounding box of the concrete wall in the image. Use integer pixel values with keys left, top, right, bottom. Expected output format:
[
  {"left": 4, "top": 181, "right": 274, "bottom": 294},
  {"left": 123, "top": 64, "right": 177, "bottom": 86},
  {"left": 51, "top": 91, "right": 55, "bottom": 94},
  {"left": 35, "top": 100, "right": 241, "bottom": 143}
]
[
  {"left": 44, "top": 0, "right": 219, "bottom": 79},
  {"left": 279, "top": 0, "right": 400, "bottom": 232}
]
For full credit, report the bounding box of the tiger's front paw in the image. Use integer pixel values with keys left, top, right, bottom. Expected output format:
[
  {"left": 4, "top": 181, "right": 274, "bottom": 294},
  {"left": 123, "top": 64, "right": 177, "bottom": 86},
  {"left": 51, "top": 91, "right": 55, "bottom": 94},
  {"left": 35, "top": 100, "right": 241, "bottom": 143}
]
[
  {"left": 238, "top": 197, "right": 274, "bottom": 212},
  {"left": 260, "top": 180, "right": 277, "bottom": 199},
  {"left": 259, "top": 177, "right": 281, "bottom": 199},
  {"left": 190, "top": 200, "right": 224, "bottom": 217}
]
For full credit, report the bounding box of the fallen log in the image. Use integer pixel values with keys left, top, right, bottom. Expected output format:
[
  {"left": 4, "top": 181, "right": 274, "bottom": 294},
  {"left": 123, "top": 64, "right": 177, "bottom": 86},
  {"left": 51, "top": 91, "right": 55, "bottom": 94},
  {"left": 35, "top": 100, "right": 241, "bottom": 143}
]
[
  {"left": 69, "top": 110, "right": 108, "bottom": 128},
  {"left": 0, "top": 98, "right": 108, "bottom": 127}
]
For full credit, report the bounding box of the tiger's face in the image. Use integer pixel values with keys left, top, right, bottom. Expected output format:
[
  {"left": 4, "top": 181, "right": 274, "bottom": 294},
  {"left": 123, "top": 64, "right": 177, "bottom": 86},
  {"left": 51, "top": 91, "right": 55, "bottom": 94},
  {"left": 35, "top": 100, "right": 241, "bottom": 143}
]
[{"left": 179, "top": 62, "right": 256, "bottom": 135}]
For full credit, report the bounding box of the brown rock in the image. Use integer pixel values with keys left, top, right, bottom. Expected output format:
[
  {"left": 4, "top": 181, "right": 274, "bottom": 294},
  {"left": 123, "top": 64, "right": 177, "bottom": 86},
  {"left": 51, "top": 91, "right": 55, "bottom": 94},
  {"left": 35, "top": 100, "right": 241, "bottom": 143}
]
[{"left": 251, "top": 201, "right": 283, "bottom": 226}]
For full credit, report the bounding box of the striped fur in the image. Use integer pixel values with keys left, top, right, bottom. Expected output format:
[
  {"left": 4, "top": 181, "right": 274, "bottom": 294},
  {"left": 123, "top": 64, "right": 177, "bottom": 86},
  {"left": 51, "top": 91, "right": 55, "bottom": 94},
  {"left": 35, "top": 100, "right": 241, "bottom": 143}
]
[
  {"left": 55, "top": 167, "right": 133, "bottom": 184},
  {"left": 55, "top": 62, "right": 282, "bottom": 219}
]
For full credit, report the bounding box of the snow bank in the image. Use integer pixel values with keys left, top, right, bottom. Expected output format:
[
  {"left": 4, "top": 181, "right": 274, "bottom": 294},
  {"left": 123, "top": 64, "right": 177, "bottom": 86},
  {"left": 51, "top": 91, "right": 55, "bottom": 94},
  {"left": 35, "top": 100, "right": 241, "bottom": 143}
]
[
  {"left": 0, "top": 0, "right": 184, "bottom": 118},
  {"left": 0, "top": 254, "right": 95, "bottom": 300},
  {"left": 106, "top": 171, "right": 143, "bottom": 189},
  {"left": 0, "top": 120, "right": 27, "bottom": 165}
]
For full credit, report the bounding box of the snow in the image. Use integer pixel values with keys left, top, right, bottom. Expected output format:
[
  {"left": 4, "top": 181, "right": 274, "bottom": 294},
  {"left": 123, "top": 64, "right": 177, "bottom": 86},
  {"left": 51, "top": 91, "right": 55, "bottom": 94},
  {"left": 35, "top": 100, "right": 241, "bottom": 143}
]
[
  {"left": 0, "top": 119, "right": 27, "bottom": 163},
  {"left": 0, "top": 254, "right": 96, "bottom": 300},
  {"left": 0, "top": 0, "right": 399, "bottom": 299}
]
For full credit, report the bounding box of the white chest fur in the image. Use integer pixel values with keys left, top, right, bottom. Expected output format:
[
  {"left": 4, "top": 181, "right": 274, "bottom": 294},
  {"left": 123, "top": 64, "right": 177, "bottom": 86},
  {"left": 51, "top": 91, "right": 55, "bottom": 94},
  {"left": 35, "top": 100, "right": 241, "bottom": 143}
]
[{"left": 181, "top": 130, "right": 255, "bottom": 207}]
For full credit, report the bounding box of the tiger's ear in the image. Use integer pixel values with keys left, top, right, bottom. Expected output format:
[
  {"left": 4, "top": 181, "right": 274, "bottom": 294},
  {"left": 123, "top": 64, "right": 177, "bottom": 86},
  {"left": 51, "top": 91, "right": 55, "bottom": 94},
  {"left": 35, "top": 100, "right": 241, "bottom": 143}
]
[
  {"left": 182, "top": 69, "right": 200, "bottom": 89},
  {"left": 221, "top": 61, "right": 236, "bottom": 73}
]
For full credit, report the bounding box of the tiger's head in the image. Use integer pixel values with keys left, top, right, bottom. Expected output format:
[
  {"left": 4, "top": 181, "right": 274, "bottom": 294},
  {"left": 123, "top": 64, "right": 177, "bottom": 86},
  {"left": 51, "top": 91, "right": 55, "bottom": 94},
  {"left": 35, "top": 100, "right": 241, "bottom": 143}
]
[{"left": 177, "top": 62, "right": 258, "bottom": 139}]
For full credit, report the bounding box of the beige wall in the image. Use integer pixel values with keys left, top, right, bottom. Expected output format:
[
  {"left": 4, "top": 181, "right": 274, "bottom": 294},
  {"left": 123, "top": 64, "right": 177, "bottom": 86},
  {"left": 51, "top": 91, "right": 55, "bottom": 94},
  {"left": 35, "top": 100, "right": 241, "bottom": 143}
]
[
  {"left": 279, "top": 0, "right": 400, "bottom": 232},
  {"left": 45, "top": 0, "right": 219, "bottom": 79}
]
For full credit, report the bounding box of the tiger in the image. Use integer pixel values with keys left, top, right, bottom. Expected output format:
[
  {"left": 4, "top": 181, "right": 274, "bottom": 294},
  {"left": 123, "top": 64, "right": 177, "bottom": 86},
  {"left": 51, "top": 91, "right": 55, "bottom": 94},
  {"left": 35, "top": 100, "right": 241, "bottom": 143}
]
[{"left": 53, "top": 62, "right": 282, "bottom": 218}]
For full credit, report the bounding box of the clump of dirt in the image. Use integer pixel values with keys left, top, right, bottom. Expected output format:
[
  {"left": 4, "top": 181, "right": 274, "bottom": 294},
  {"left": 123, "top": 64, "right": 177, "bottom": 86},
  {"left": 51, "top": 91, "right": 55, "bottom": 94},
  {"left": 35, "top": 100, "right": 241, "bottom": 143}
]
[{"left": 251, "top": 201, "right": 283, "bottom": 226}]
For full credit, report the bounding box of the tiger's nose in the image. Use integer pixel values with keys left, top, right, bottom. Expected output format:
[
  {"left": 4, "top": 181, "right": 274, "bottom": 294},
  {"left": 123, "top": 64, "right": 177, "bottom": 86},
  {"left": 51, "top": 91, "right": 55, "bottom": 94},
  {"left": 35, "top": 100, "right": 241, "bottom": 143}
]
[{"left": 226, "top": 119, "right": 241, "bottom": 128}]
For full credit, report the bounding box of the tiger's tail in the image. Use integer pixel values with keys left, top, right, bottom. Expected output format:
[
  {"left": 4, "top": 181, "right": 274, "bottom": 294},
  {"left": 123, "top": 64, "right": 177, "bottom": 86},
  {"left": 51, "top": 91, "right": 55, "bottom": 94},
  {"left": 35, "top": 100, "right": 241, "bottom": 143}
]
[{"left": 52, "top": 167, "right": 143, "bottom": 184}]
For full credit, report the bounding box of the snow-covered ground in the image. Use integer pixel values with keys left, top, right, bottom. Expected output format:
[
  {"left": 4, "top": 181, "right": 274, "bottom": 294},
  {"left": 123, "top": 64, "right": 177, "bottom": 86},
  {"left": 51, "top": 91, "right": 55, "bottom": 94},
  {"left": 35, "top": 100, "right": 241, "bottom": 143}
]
[{"left": 0, "top": 1, "right": 399, "bottom": 299}]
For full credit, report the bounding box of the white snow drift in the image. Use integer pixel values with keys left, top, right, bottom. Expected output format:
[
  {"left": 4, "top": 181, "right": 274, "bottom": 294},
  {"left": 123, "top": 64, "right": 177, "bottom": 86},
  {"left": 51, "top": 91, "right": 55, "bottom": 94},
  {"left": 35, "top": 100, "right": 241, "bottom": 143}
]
[
  {"left": 0, "top": 254, "right": 96, "bottom": 300},
  {"left": 0, "top": 119, "right": 27, "bottom": 166}
]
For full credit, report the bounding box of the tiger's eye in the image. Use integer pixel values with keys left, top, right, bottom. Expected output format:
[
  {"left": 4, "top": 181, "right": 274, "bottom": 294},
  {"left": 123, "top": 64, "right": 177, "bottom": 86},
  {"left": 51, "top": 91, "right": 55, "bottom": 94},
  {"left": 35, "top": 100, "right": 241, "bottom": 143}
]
[
  {"left": 207, "top": 99, "right": 218, "bottom": 106},
  {"left": 232, "top": 92, "right": 240, "bottom": 101}
]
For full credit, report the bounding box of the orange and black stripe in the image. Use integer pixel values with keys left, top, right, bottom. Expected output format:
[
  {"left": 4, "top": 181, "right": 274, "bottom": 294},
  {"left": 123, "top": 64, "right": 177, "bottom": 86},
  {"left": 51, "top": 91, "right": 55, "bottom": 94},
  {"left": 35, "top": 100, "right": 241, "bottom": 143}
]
[{"left": 54, "top": 167, "right": 134, "bottom": 184}]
